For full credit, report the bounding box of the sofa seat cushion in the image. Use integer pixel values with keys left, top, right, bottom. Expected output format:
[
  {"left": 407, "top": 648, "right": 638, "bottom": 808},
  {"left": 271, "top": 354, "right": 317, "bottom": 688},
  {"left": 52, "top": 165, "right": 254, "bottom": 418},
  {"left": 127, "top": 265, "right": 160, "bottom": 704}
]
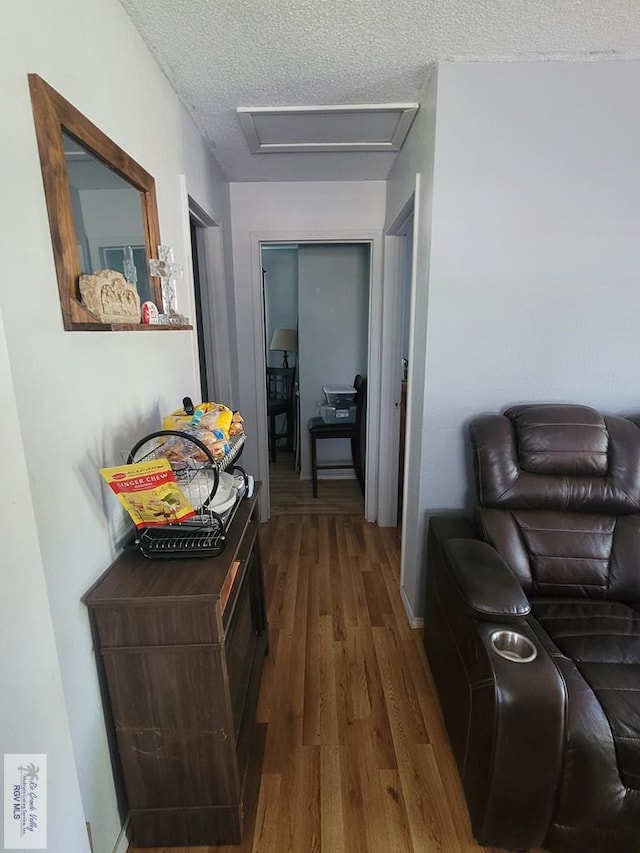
[{"left": 533, "top": 599, "right": 640, "bottom": 789}]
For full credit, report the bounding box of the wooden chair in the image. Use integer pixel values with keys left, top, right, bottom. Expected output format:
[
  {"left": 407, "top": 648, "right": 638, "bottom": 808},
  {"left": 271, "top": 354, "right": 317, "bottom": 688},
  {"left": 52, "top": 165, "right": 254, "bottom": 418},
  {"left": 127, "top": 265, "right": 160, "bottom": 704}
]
[
  {"left": 308, "top": 375, "right": 366, "bottom": 497},
  {"left": 267, "top": 367, "right": 296, "bottom": 462}
]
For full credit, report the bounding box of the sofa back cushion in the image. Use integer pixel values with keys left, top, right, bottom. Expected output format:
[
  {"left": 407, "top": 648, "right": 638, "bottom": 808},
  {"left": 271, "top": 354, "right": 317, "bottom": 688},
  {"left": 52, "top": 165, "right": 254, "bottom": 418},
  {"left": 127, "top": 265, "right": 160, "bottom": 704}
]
[{"left": 471, "top": 405, "right": 640, "bottom": 598}]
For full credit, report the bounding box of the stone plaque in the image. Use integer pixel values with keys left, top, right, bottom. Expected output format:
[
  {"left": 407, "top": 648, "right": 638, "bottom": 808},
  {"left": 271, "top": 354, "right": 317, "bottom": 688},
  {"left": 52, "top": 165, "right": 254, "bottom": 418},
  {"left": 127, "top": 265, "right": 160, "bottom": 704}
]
[{"left": 79, "top": 270, "right": 141, "bottom": 324}]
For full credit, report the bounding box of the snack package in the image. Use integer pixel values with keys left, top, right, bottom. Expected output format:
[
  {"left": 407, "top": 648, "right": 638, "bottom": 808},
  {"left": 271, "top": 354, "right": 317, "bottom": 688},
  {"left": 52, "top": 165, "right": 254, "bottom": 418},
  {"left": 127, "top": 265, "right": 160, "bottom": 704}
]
[
  {"left": 163, "top": 401, "right": 243, "bottom": 440},
  {"left": 199, "top": 405, "right": 233, "bottom": 437},
  {"left": 229, "top": 411, "right": 244, "bottom": 437},
  {"left": 162, "top": 402, "right": 216, "bottom": 431},
  {"left": 155, "top": 429, "right": 229, "bottom": 467},
  {"left": 184, "top": 427, "right": 230, "bottom": 460},
  {"left": 100, "top": 459, "right": 196, "bottom": 529}
]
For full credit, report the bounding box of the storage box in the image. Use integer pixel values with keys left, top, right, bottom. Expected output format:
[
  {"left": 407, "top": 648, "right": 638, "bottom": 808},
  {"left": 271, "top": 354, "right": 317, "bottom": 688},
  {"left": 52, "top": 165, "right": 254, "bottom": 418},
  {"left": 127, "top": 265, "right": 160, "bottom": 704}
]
[
  {"left": 319, "top": 404, "right": 357, "bottom": 424},
  {"left": 323, "top": 384, "right": 356, "bottom": 406}
]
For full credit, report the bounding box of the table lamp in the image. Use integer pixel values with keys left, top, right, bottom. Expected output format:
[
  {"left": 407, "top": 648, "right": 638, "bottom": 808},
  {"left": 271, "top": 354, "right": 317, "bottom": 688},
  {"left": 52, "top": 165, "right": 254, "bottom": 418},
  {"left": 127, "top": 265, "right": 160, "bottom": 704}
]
[{"left": 269, "top": 327, "right": 298, "bottom": 368}]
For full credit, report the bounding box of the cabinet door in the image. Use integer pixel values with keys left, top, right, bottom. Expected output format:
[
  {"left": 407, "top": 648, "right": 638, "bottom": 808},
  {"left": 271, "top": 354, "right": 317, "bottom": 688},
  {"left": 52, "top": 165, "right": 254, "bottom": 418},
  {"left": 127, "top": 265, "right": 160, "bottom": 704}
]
[
  {"left": 225, "top": 553, "right": 260, "bottom": 739},
  {"left": 103, "top": 645, "right": 239, "bottom": 808}
]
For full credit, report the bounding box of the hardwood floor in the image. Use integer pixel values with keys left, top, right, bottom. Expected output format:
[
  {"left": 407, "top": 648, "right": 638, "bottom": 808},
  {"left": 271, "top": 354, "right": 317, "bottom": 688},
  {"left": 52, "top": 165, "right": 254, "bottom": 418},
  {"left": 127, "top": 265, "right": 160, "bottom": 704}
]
[
  {"left": 269, "top": 448, "right": 364, "bottom": 516},
  {"left": 129, "top": 512, "right": 543, "bottom": 853}
]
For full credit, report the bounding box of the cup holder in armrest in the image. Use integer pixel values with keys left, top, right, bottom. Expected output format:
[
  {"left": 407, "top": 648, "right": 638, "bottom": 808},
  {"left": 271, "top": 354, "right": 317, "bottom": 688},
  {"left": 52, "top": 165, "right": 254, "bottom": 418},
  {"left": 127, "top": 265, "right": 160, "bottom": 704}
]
[{"left": 490, "top": 630, "right": 537, "bottom": 663}]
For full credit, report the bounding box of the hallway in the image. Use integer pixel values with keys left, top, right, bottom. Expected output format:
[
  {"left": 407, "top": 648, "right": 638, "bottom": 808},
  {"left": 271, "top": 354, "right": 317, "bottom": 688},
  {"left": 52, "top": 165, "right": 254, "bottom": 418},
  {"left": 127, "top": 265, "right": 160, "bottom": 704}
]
[{"left": 130, "top": 512, "right": 542, "bottom": 853}]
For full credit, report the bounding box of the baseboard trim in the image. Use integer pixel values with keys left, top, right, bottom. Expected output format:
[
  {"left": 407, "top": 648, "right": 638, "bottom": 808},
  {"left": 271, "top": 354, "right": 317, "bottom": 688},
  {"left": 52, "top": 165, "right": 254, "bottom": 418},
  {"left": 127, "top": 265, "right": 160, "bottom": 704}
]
[
  {"left": 299, "top": 471, "right": 357, "bottom": 481},
  {"left": 112, "top": 818, "right": 130, "bottom": 853},
  {"left": 400, "top": 585, "right": 424, "bottom": 629}
]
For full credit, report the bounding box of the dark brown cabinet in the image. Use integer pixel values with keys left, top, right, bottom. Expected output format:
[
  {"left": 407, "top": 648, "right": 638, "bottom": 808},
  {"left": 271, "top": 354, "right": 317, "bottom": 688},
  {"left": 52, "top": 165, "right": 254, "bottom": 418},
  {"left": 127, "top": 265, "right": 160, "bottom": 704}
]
[{"left": 84, "top": 489, "right": 267, "bottom": 848}]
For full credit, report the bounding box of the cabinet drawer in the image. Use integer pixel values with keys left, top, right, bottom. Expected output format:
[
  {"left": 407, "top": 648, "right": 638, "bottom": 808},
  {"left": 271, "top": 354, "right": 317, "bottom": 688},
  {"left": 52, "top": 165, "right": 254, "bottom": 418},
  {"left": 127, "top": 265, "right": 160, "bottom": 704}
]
[
  {"left": 94, "top": 601, "right": 220, "bottom": 647},
  {"left": 235, "top": 519, "right": 258, "bottom": 575},
  {"left": 222, "top": 520, "right": 258, "bottom": 631}
]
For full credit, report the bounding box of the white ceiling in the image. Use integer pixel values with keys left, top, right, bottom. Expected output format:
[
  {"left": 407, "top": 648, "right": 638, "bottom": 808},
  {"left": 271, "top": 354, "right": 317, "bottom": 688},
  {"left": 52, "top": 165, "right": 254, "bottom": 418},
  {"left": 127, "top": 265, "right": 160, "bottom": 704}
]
[{"left": 118, "top": 0, "right": 640, "bottom": 182}]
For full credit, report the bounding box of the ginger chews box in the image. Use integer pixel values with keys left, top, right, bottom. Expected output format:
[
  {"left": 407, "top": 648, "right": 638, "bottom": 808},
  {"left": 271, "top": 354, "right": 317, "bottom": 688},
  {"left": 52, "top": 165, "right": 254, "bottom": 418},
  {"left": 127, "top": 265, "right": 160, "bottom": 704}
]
[{"left": 100, "top": 458, "right": 196, "bottom": 529}]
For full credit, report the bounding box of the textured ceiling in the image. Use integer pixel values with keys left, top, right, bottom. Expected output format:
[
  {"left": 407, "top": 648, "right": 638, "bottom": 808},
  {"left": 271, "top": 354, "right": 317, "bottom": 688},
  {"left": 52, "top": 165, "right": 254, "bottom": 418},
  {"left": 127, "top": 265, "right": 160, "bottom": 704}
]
[{"left": 118, "top": 0, "right": 640, "bottom": 181}]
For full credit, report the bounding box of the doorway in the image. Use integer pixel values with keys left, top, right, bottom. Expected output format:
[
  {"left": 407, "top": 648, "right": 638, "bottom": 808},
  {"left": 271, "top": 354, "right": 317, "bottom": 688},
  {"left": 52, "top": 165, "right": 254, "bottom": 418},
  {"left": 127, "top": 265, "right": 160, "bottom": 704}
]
[
  {"left": 261, "top": 241, "right": 371, "bottom": 515},
  {"left": 190, "top": 216, "right": 209, "bottom": 400},
  {"left": 187, "top": 196, "right": 234, "bottom": 407}
]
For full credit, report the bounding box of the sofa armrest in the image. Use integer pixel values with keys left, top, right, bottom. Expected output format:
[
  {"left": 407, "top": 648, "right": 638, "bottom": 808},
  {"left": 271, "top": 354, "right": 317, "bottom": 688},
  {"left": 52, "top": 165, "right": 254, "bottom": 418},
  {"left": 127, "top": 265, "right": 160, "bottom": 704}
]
[
  {"left": 424, "top": 516, "right": 566, "bottom": 851},
  {"left": 443, "top": 539, "right": 530, "bottom": 622}
]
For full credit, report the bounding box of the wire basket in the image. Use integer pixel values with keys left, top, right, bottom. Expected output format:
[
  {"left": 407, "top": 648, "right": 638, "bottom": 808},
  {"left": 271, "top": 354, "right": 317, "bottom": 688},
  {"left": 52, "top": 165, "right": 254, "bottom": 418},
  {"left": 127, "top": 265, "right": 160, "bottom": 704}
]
[{"left": 126, "top": 430, "right": 247, "bottom": 558}]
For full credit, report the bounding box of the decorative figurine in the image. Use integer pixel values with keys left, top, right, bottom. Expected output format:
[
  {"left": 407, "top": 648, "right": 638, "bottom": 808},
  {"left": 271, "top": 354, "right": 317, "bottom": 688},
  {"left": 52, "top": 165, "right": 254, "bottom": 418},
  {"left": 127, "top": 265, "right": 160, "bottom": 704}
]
[
  {"left": 149, "top": 245, "right": 188, "bottom": 323},
  {"left": 79, "top": 269, "right": 141, "bottom": 324}
]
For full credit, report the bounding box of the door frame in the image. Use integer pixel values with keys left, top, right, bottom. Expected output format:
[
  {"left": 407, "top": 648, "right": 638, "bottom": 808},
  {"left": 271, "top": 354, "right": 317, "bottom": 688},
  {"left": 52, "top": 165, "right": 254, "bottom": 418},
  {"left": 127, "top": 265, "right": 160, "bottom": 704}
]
[
  {"left": 396, "top": 176, "right": 426, "bottom": 627},
  {"left": 249, "top": 230, "right": 384, "bottom": 522},
  {"left": 378, "top": 196, "right": 415, "bottom": 527}
]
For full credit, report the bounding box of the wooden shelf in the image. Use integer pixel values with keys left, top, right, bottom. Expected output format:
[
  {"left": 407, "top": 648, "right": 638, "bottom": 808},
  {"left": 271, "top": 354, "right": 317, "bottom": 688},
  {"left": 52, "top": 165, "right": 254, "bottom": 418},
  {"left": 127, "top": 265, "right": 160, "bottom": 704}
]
[
  {"left": 69, "top": 295, "right": 192, "bottom": 330},
  {"left": 70, "top": 322, "right": 193, "bottom": 332}
]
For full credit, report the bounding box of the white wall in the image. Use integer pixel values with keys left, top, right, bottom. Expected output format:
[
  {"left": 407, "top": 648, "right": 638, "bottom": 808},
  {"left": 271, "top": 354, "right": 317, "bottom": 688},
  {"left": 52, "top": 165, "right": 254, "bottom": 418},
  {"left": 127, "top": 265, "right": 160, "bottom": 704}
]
[
  {"left": 0, "top": 1, "right": 224, "bottom": 850},
  {"left": 0, "top": 306, "right": 89, "bottom": 852},
  {"left": 411, "top": 60, "right": 640, "bottom": 620},
  {"left": 427, "top": 59, "right": 640, "bottom": 502},
  {"left": 229, "top": 181, "right": 386, "bottom": 516}
]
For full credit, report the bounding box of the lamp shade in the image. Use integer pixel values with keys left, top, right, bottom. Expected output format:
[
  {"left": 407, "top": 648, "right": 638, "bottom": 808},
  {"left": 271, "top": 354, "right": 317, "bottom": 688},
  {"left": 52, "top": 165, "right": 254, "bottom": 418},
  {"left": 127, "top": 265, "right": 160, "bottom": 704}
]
[{"left": 269, "top": 328, "right": 298, "bottom": 353}]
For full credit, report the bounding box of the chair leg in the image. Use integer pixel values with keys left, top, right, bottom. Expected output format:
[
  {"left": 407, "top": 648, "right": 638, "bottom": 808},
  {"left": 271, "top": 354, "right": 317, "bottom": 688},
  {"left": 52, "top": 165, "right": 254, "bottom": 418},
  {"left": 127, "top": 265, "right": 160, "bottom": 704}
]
[
  {"left": 285, "top": 405, "right": 293, "bottom": 450},
  {"left": 311, "top": 432, "right": 318, "bottom": 497},
  {"left": 269, "top": 415, "right": 277, "bottom": 463},
  {"left": 351, "top": 434, "right": 364, "bottom": 495}
]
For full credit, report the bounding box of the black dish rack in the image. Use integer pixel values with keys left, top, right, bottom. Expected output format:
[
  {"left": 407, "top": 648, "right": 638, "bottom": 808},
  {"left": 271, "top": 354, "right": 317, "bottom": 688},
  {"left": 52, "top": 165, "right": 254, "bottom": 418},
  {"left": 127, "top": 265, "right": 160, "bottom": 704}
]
[{"left": 126, "top": 429, "right": 247, "bottom": 559}]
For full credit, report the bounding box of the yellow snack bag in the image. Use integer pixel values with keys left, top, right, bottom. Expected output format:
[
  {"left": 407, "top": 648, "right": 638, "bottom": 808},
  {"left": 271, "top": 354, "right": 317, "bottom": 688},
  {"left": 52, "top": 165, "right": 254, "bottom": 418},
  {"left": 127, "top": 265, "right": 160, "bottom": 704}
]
[
  {"left": 100, "top": 459, "right": 196, "bottom": 529},
  {"left": 162, "top": 402, "right": 214, "bottom": 431},
  {"left": 162, "top": 401, "right": 234, "bottom": 439},
  {"left": 199, "top": 405, "right": 233, "bottom": 436}
]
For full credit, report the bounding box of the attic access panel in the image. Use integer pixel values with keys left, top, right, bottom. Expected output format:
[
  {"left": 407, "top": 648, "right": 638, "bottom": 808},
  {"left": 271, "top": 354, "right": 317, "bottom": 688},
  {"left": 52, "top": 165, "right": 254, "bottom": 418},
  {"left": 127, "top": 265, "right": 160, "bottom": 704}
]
[{"left": 237, "top": 103, "right": 418, "bottom": 154}]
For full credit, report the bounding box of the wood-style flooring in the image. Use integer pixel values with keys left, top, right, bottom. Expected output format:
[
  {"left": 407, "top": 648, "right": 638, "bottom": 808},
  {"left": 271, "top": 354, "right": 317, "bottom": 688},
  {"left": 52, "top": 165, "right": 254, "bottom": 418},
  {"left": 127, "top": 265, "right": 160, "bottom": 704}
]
[
  {"left": 269, "top": 449, "right": 364, "bottom": 516},
  {"left": 129, "top": 511, "right": 543, "bottom": 853}
]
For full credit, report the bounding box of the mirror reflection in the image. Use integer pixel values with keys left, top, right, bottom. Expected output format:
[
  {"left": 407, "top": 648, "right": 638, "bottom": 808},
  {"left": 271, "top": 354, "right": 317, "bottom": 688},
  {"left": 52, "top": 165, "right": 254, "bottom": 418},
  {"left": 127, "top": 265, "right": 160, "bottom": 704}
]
[{"left": 63, "top": 132, "right": 152, "bottom": 303}]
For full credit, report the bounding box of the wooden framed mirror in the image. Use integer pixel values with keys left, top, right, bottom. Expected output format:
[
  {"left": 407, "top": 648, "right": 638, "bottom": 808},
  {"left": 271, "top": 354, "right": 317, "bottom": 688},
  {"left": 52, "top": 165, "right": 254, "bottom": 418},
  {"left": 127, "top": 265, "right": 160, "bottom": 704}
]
[{"left": 29, "top": 74, "right": 189, "bottom": 331}]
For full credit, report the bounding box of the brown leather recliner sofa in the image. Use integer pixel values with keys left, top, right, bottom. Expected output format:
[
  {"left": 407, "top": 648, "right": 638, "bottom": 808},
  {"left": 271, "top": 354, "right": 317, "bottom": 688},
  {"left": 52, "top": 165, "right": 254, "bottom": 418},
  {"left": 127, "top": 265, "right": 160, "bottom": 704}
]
[{"left": 424, "top": 404, "right": 640, "bottom": 852}]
